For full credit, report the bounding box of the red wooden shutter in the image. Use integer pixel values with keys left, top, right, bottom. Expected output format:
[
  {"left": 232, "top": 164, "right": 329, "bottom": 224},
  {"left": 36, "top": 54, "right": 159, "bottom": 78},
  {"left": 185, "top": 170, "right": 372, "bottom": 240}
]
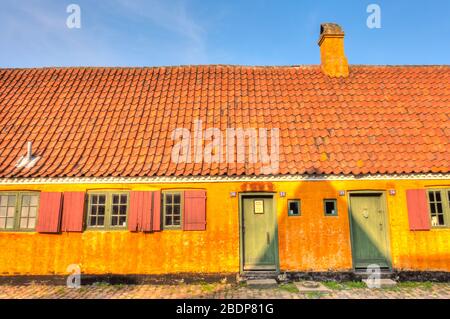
[
  {"left": 152, "top": 191, "right": 161, "bottom": 231},
  {"left": 406, "top": 189, "right": 431, "bottom": 231},
  {"left": 37, "top": 192, "right": 63, "bottom": 233},
  {"left": 61, "top": 192, "right": 85, "bottom": 232},
  {"left": 183, "top": 190, "right": 206, "bottom": 231},
  {"left": 129, "top": 191, "right": 153, "bottom": 232}
]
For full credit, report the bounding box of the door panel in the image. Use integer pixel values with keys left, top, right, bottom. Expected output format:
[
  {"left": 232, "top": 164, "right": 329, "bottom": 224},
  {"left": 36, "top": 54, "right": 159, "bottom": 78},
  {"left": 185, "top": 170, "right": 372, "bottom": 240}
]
[
  {"left": 349, "top": 194, "right": 389, "bottom": 269},
  {"left": 242, "top": 196, "right": 277, "bottom": 270}
]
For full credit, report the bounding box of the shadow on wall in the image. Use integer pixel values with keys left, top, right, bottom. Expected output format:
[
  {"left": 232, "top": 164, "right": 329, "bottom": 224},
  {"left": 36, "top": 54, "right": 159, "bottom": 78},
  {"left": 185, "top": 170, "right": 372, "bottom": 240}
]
[{"left": 240, "top": 180, "right": 391, "bottom": 272}]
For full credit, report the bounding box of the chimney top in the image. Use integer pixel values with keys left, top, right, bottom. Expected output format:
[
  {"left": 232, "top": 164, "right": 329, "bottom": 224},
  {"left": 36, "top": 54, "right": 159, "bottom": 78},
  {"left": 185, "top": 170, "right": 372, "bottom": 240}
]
[
  {"left": 318, "top": 22, "right": 349, "bottom": 77},
  {"left": 320, "top": 23, "right": 344, "bottom": 36}
]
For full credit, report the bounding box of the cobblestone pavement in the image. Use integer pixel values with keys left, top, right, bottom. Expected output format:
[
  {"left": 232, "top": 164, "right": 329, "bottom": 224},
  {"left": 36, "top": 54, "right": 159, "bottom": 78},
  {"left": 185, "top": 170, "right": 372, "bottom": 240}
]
[{"left": 1, "top": 282, "right": 449, "bottom": 299}]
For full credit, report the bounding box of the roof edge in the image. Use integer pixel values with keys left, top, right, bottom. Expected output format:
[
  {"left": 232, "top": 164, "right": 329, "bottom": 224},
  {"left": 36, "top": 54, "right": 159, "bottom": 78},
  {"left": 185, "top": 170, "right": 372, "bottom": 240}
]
[{"left": 0, "top": 173, "right": 449, "bottom": 185}]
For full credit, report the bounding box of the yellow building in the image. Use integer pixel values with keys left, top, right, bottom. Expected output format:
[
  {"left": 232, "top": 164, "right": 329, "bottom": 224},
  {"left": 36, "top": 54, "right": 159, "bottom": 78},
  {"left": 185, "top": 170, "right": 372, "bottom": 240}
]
[{"left": 0, "top": 23, "right": 449, "bottom": 277}]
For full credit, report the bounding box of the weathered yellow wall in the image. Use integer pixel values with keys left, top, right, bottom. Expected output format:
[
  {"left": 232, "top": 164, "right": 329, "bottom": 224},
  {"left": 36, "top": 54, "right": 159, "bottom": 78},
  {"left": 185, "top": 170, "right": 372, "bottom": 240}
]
[{"left": 0, "top": 179, "right": 449, "bottom": 275}]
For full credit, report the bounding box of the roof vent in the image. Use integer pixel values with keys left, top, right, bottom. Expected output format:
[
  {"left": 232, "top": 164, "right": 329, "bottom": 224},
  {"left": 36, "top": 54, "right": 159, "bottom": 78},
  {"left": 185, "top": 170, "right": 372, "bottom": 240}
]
[
  {"left": 318, "top": 23, "right": 349, "bottom": 77},
  {"left": 16, "top": 142, "right": 39, "bottom": 169}
]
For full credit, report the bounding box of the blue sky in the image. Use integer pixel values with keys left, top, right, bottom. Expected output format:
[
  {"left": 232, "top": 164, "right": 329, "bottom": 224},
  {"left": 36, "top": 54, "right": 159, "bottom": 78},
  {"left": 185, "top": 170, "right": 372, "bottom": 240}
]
[{"left": 1, "top": 0, "right": 449, "bottom": 67}]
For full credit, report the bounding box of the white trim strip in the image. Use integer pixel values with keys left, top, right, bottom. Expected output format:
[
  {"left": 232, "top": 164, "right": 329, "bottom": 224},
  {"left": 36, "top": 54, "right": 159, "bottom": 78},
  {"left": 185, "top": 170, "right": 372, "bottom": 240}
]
[{"left": 0, "top": 174, "right": 449, "bottom": 185}]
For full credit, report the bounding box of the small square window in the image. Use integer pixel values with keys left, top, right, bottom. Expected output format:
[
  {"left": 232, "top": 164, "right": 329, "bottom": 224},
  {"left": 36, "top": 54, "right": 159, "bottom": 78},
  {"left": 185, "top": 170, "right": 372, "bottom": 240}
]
[
  {"left": 427, "top": 190, "right": 448, "bottom": 227},
  {"left": 324, "top": 199, "right": 338, "bottom": 216},
  {"left": 288, "top": 199, "right": 301, "bottom": 216},
  {"left": 87, "top": 193, "right": 129, "bottom": 229},
  {"left": 163, "top": 192, "right": 183, "bottom": 229}
]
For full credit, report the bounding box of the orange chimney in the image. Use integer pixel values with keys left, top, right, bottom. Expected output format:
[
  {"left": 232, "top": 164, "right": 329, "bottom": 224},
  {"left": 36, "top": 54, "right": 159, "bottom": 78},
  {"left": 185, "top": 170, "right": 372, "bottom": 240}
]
[{"left": 318, "top": 23, "right": 349, "bottom": 77}]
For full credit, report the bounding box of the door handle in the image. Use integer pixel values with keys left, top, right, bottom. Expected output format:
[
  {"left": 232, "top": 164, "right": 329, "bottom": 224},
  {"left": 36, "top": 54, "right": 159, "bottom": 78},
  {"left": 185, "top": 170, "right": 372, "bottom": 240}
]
[{"left": 266, "top": 232, "right": 270, "bottom": 245}]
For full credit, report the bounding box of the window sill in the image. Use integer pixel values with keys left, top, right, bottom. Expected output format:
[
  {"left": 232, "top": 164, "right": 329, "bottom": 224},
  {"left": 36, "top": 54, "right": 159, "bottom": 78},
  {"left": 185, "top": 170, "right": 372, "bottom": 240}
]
[
  {"left": 430, "top": 226, "right": 450, "bottom": 230},
  {"left": 0, "top": 230, "right": 36, "bottom": 233},
  {"left": 84, "top": 228, "right": 128, "bottom": 232}
]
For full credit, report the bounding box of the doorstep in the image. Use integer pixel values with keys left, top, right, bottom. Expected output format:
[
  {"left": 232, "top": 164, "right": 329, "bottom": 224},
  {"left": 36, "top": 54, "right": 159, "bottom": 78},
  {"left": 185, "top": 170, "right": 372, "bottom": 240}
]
[{"left": 246, "top": 279, "right": 278, "bottom": 289}]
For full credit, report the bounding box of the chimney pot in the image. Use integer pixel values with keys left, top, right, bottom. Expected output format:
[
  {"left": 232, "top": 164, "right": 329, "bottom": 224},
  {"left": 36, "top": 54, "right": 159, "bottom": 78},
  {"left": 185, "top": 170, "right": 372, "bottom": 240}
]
[{"left": 318, "top": 23, "right": 349, "bottom": 77}]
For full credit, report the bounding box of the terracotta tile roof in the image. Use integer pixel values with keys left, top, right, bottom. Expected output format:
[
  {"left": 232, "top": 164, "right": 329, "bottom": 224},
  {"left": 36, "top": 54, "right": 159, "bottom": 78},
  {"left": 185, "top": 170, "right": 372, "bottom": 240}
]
[{"left": 0, "top": 65, "right": 449, "bottom": 178}]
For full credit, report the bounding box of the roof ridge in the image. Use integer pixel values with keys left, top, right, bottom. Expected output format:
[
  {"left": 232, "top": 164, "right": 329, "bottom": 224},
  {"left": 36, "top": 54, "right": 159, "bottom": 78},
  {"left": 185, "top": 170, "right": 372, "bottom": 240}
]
[{"left": 1, "top": 64, "right": 449, "bottom": 71}]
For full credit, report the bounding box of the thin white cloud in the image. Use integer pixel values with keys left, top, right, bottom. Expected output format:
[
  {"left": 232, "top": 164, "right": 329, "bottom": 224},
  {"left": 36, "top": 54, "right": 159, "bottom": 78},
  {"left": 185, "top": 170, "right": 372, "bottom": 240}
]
[
  {"left": 113, "top": 0, "right": 208, "bottom": 62},
  {"left": 0, "top": 0, "right": 211, "bottom": 66}
]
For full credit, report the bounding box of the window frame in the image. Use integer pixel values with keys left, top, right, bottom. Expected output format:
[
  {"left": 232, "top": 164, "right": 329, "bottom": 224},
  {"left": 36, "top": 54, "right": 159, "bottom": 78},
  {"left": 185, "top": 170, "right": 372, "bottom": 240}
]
[
  {"left": 86, "top": 191, "right": 129, "bottom": 230},
  {"left": 0, "top": 191, "right": 40, "bottom": 232},
  {"left": 162, "top": 191, "right": 183, "bottom": 230},
  {"left": 427, "top": 188, "right": 450, "bottom": 228},
  {"left": 323, "top": 199, "right": 338, "bottom": 216},
  {"left": 287, "top": 199, "right": 301, "bottom": 217}
]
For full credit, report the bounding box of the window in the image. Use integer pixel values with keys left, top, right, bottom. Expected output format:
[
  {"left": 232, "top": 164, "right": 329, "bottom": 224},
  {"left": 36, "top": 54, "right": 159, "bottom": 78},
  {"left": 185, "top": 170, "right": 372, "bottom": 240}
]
[
  {"left": 324, "top": 199, "right": 338, "bottom": 216},
  {"left": 163, "top": 191, "right": 182, "bottom": 229},
  {"left": 427, "top": 189, "right": 450, "bottom": 227},
  {"left": 87, "top": 192, "right": 129, "bottom": 229},
  {"left": 288, "top": 199, "right": 301, "bottom": 216},
  {"left": 0, "top": 192, "right": 39, "bottom": 231}
]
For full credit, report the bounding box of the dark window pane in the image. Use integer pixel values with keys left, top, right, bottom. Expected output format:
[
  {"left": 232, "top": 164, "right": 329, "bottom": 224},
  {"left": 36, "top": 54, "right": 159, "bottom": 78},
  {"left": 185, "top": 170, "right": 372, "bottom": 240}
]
[
  {"left": 431, "top": 204, "right": 436, "bottom": 214},
  {"left": 436, "top": 192, "right": 441, "bottom": 201},
  {"left": 119, "top": 216, "right": 126, "bottom": 226},
  {"left": 111, "top": 216, "right": 118, "bottom": 226},
  {"left": 325, "top": 200, "right": 337, "bottom": 215},
  {"left": 166, "top": 205, "right": 172, "bottom": 215},
  {"left": 120, "top": 195, "right": 127, "bottom": 204},
  {"left": 90, "top": 216, "right": 97, "bottom": 226},
  {"left": 288, "top": 201, "right": 299, "bottom": 216},
  {"left": 165, "top": 215, "right": 172, "bottom": 226},
  {"left": 173, "top": 215, "right": 180, "bottom": 225},
  {"left": 166, "top": 194, "right": 172, "bottom": 204},
  {"left": 438, "top": 214, "right": 445, "bottom": 225},
  {"left": 97, "top": 216, "right": 104, "bottom": 226},
  {"left": 92, "top": 195, "right": 98, "bottom": 204},
  {"left": 173, "top": 205, "right": 180, "bottom": 215},
  {"left": 119, "top": 205, "right": 127, "bottom": 215},
  {"left": 112, "top": 195, "right": 119, "bottom": 204},
  {"left": 173, "top": 194, "right": 181, "bottom": 204},
  {"left": 99, "top": 195, "right": 106, "bottom": 204},
  {"left": 112, "top": 205, "right": 119, "bottom": 214},
  {"left": 98, "top": 206, "right": 105, "bottom": 215},
  {"left": 437, "top": 202, "right": 443, "bottom": 214}
]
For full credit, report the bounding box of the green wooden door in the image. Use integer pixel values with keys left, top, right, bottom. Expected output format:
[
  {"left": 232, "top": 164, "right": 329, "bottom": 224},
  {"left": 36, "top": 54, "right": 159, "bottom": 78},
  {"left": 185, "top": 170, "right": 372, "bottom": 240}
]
[
  {"left": 242, "top": 196, "right": 278, "bottom": 270},
  {"left": 349, "top": 194, "right": 390, "bottom": 269}
]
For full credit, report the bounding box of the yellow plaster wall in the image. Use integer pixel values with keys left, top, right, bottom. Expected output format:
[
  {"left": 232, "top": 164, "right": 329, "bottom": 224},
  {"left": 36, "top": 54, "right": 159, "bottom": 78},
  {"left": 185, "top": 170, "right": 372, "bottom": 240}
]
[{"left": 0, "top": 179, "right": 449, "bottom": 275}]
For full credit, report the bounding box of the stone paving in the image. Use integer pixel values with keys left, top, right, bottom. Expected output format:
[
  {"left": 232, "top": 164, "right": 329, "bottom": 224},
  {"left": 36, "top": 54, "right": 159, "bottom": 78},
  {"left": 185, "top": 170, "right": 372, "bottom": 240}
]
[{"left": 0, "top": 282, "right": 449, "bottom": 299}]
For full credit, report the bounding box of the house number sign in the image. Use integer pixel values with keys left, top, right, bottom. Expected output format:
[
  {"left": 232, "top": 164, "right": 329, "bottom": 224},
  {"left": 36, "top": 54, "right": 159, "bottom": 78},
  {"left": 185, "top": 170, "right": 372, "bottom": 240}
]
[{"left": 254, "top": 200, "right": 264, "bottom": 214}]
